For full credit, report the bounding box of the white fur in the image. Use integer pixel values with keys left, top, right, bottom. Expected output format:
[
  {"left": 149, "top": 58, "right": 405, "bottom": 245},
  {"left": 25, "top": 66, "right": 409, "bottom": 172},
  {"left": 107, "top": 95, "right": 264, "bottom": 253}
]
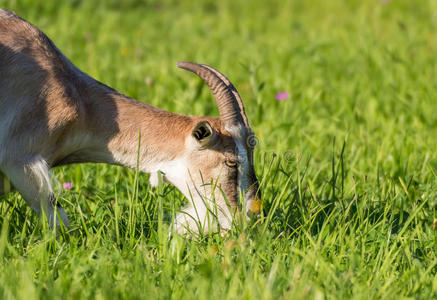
[
  {"left": 154, "top": 158, "right": 209, "bottom": 233},
  {"left": 157, "top": 158, "right": 189, "bottom": 188},
  {"left": 153, "top": 157, "right": 233, "bottom": 234},
  {"left": 26, "top": 158, "right": 52, "bottom": 195},
  {"left": 149, "top": 172, "right": 160, "bottom": 187}
]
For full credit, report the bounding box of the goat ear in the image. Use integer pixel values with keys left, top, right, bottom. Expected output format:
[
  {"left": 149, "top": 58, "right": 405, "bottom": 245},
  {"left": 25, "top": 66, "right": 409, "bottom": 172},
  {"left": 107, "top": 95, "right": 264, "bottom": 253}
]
[{"left": 192, "top": 121, "right": 216, "bottom": 147}]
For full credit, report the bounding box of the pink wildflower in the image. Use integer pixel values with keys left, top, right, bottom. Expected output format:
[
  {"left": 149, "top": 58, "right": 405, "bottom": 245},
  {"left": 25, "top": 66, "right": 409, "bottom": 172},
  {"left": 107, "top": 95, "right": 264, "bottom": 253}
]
[
  {"left": 275, "top": 92, "right": 289, "bottom": 101},
  {"left": 63, "top": 182, "right": 73, "bottom": 190}
]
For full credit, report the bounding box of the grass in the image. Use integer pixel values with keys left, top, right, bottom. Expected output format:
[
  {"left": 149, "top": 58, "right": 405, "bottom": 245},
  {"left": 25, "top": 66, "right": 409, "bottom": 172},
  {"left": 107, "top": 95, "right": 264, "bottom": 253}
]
[{"left": 1, "top": 0, "right": 437, "bottom": 298}]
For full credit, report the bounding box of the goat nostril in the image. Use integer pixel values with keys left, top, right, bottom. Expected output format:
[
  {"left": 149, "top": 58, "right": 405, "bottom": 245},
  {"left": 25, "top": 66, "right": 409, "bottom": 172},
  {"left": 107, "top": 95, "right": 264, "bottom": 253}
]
[{"left": 246, "top": 199, "right": 262, "bottom": 217}]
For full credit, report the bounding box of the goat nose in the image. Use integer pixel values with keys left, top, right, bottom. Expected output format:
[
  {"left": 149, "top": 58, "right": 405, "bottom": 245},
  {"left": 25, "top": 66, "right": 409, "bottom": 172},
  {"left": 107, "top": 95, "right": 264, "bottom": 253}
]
[{"left": 246, "top": 198, "right": 262, "bottom": 217}]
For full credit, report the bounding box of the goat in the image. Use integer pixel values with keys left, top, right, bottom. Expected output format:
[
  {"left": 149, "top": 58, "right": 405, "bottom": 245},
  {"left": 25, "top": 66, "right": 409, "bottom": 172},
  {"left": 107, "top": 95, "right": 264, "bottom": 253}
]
[{"left": 0, "top": 9, "right": 261, "bottom": 234}]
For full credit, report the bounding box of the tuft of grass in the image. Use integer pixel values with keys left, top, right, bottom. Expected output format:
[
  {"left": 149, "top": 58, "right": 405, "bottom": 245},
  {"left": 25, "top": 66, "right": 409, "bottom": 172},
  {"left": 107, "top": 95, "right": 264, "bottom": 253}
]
[{"left": 1, "top": 0, "right": 437, "bottom": 298}]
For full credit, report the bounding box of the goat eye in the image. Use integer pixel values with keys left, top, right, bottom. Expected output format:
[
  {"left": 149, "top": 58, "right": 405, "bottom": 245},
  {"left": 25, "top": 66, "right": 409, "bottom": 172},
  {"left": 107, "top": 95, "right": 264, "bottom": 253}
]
[{"left": 225, "top": 160, "right": 238, "bottom": 168}]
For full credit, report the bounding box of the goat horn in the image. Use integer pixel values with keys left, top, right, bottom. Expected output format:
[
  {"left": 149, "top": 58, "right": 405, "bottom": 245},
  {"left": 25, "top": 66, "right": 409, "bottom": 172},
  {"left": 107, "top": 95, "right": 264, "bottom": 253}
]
[{"left": 177, "top": 61, "right": 250, "bottom": 130}]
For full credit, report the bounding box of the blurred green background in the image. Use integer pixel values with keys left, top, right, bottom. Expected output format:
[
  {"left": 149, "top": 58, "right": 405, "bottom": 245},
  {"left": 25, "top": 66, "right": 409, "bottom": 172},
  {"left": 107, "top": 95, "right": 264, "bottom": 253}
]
[{"left": 1, "top": 0, "right": 437, "bottom": 299}]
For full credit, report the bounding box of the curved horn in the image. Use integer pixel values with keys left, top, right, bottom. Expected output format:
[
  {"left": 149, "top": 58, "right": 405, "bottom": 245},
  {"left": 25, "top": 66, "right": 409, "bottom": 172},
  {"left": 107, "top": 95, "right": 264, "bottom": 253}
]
[{"left": 177, "top": 61, "right": 250, "bottom": 130}]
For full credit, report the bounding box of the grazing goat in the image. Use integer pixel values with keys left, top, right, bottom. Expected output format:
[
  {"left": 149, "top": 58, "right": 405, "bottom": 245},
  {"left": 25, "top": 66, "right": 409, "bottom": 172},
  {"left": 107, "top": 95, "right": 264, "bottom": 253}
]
[{"left": 0, "top": 9, "right": 261, "bottom": 233}]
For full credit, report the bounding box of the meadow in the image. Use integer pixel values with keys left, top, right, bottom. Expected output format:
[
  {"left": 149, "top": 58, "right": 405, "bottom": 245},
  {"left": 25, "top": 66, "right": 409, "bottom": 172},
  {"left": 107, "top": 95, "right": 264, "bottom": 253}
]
[{"left": 1, "top": 0, "right": 437, "bottom": 298}]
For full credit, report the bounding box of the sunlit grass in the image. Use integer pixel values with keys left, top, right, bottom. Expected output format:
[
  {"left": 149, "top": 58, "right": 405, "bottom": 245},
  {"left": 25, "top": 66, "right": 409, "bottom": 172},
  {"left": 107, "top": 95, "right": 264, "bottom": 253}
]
[{"left": 1, "top": 0, "right": 437, "bottom": 298}]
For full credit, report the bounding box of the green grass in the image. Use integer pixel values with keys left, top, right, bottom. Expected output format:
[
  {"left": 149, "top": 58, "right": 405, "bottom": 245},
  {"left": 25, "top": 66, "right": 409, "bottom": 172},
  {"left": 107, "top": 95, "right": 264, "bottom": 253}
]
[{"left": 1, "top": 0, "right": 437, "bottom": 298}]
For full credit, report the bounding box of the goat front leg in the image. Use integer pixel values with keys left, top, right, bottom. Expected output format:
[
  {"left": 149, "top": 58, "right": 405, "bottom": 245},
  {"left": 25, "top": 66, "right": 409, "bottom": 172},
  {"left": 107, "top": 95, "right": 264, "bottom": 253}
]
[{"left": 1, "top": 156, "right": 69, "bottom": 228}]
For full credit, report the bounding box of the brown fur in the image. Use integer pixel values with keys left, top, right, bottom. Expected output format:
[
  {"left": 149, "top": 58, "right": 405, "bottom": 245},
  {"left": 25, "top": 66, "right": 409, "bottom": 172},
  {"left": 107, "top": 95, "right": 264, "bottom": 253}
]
[{"left": 0, "top": 10, "right": 257, "bottom": 232}]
